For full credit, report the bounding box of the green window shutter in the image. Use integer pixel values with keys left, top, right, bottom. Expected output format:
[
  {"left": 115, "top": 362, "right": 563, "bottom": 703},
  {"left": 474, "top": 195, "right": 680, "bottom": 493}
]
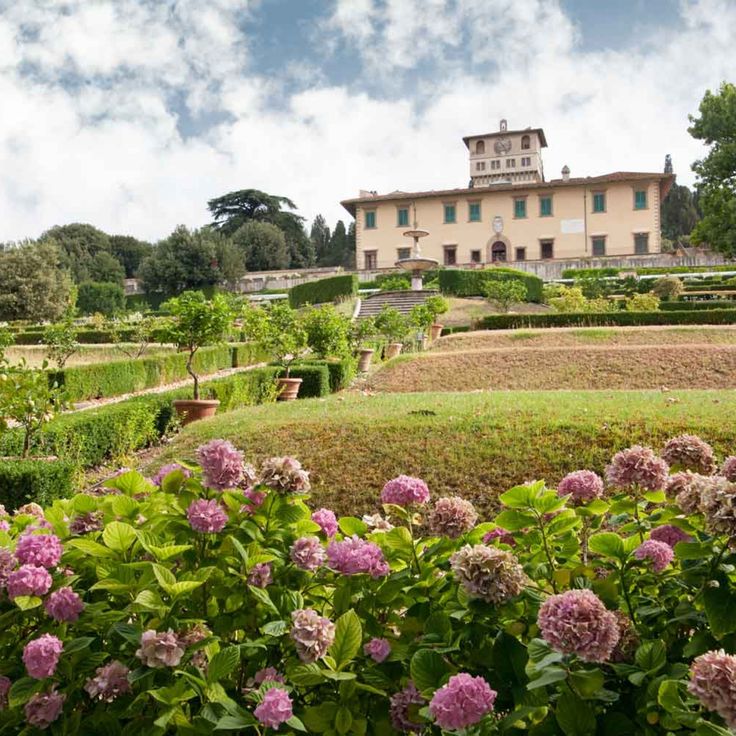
[
  {"left": 540, "top": 197, "right": 552, "bottom": 216},
  {"left": 365, "top": 211, "right": 376, "bottom": 228},
  {"left": 634, "top": 190, "right": 647, "bottom": 209},
  {"left": 444, "top": 205, "right": 456, "bottom": 223},
  {"left": 469, "top": 203, "right": 480, "bottom": 221},
  {"left": 397, "top": 208, "right": 409, "bottom": 226},
  {"left": 514, "top": 199, "right": 526, "bottom": 218},
  {"left": 593, "top": 193, "right": 605, "bottom": 213}
]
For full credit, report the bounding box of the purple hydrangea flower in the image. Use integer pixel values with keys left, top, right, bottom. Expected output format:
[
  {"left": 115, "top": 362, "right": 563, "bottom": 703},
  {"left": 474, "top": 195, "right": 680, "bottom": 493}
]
[
  {"left": 390, "top": 682, "right": 425, "bottom": 732},
  {"left": 242, "top": 488, "right": 267, "bottom": 512},
  {"left": 557, "top": 470, "right": 605, "bottom": 505},
  {"left": 327, "top": 536, "right": 389, "bottom": 578},
  {"left": 721, "top": 456, "right": 736, "bottom": 483},
  {"left": 253, "top": 667, "right": 285, "bottom": 685},
  {"left": 700, "top": 477, "right": 736, "bottom": 537},
  {"left": 247, "top": 563, "right": 273, "bottom": 588},
  {"left": 380, "top": 475, "right": 430, "bottom": 506},
  {"left": 650, "top": 525, "right": 691, "bottom": 548},
  {"left": 605, "top": 446, "right": 669, "bottom": 491},
  {"left": 483, "top": 527, "right": 516, "bottom": 546},
  {"left": 689, "top": 650, "right": 736, "bottom": 728},
  {"left": 450, "top": 544, "right": 527, "bottom": 604},
  {"left": 24, "top": 690, "right": 65, "bottom": 729},
  {"left": 311, "top": 508, "right": 338, "bottom": 538},
  {"left": 254, "top": 687, "right": 293, "bottom": 729},
  {"left": 15, "top": 534, "right": 63, "bottom": 569},
  {"left": 84, "top": 661, "right": 131, "bottom": 702},
  {"left": 179, "top": 624, "right": 210, "bottom": 670},
  {"left": 290, "top": 536, "right": 326, "bottom": 571},
  {"left": 260, "top": 456, "right": 311, "bottom": 494},
  {"left": 136, "top": 629, "right": 184, "bottom": 668},
  {"left": 7, "top": 564, "right": 52, "bottom": 599},
  {"left": 0, "top": 676, "right": 10, "bottom": 710},
  {"left": 23, "top": 634, "right": 63, "bottom": 679},
  {"left": 152, "top": 463, "right": 192, "bottom": 487},
  {"left": 0, "top": 548, "right": 16, "bottom": 588},
  {"left": 290, "top": 609, "right": 335, "bottom": 663},
  {"left": 364, "top": 637, "right": 391, "bottom": 663},
  {"left": 429, "top": 673, "right": 497, "bottom": 731},
  {"left": 44, "top": 587, "right": 84, "bottom": 622},
  {"left": 538, "top": 589, "right": 620, "bottom": 663},
  {"left": 14, "top": 503, "right": 44, "bottom": 519},
  {"left": 427, "top": 496, "right": 478, "bottom": 538},
  {"left": 196, "top": 439, "right": 244, "bottom": 490},
  {"left": 187, "top": 499, "right": 228, "bottom": 533},
  {"left": 634, "top": 539, "right": 674, "bottom": 572},
  {"left": 662, "top": 434, "right": 717, "bottom": 474},
  {"left": 69, "top": 512, "right": 103, "bottom": 535}
]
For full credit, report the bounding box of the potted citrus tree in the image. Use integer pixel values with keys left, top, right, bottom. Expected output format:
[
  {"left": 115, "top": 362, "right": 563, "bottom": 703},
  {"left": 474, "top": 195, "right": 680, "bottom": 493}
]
[
  {"left": 162, "top": 291, "right": 233, "bottom": 424},
  {"left": 425, "top": 295, "right": 450, "bottom": 340},
  {"left": 350, "top": 316, "right": 377, "bottom": 372},
  {"left": 375, "top": 305, "right": 408, "bottom": 359}
]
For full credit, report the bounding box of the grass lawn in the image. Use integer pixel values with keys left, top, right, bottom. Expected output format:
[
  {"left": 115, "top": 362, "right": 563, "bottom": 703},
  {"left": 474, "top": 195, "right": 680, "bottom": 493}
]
[
  {"left": 147, "top": 389, "right": 736, "bottom": 519},
  {"left": 441, "top": 297, "right": 549, "bottom": 327},
  {"left": 6, "top": 345, "right": 175, "bottom": 368}
]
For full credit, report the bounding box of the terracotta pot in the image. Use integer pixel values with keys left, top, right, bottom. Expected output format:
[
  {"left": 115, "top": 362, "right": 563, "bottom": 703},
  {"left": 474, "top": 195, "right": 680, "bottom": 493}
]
[
  {"left": 385, "top": 342, "right": 403, "bottom": 359},
  {"left": 430, "top": 323, "right": 444, "bottom": 340},
  {"left": 277, "top": 377, "right": 302, "bottom": 401},
  {"left": 357, "top": 348, "right": 374, "bottom": 372},
  {"left": 172, "top": 399, "right": 220, "bottom": 425}
]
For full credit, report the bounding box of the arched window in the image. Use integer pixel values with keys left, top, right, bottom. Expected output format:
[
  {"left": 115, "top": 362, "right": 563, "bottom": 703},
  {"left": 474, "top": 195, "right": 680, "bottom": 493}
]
[
  {"left": 475, "top": 140, "right": 485, "bottom": 155},
  {"left": 521, "top": 135, "right": 530, "bottom": 150}
]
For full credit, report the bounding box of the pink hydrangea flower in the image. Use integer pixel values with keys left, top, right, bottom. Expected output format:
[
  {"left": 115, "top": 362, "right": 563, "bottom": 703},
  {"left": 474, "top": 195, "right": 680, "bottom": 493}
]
[
  {"left": 24, "top": 690, "right": 65, "bottom": 729},
  {"left": 0, "top": 676, "right": 10, "bottom": 710},
  {"left": 23, "top": 634, "right": 63, "bottom": 679},
  {"left": 450, "top": 545, "right": 527, "bottom": 604},
  {"left": 14, "top": 502, "right": 44, "bottom": 519},
  {"left": 634, "top": 539, "right": 674, "bottom": 573},
  {"left": 327, "top": 536, "right": 389, "bottom": 578},
  {"left": 151, "top": 463, "right": 192, "bottom": 487},
  {"left": 243, "top": 488, "right": 267, "bottom": 511},
  {"left": 605, "top": 445, "right": 669, "bottom": 491},
  {"left": 290, "top": 536, "right": 326, "bottom": 571},
  {"left": 254, "top": 687, "right": 293, "bottom": 729},
  {"left": 15, "top": 533, "right": 63, "bottom": 569},
  {"left": 721, "top": 456, "right": 736, "bottom": 482},
  {"left": 0, "top": 521, "right": 9, "bottom": 532},
  {"left": 187, "top": 499, "right": 228, "bottom": 533},
  {"left": 44, "top": 587, "right": 84, "bottom": 622},
  {"left": 254, "top": 667, "right": 285, "bottom": 685},
  {"left": 136, "top": 629, "right": 184, "bottom": 668},
  {"left": 0, "top": 548, "right": 16, "bottom": 588},
  {"left": 483, "top": 527, "right": 516, "bottom": 546},
  {"left": 380, "top": 475, "right": 430, "bottom": 506},
  {"left": 311, "top": 508, "right": 338, "bottom": 538},
  {"left": 248, "top": 563, "right": 272, "bottom": 588},
  {"left": 538, "top": 590, "right": 620, "bottom": 663},
  {"left": 429, "top": 673, "right": 497, "bottom": 731},
  {"left": 196, "top": 439, "right": 244, "bottom": 490},
  {"left": 69, "top": 511, "right": 103, "bottom": 535},
  {"left": 650, "top": 525, "right": 691, "bottom": 548},
  {"left": 7, "top": 564, "right": 52, "bottom": 598},
  {"left": 427, "top": 496, "right": 478, "bottom": 538},
  {"left": 390, "top": 682, "right": 425, "bottom": 732},
  {"left": 662, "top": 434, "right": 717, "bottom": 474},
  {"left": 84, "top": 661, "right": 131, "bottom": 702},
  {"left": 260, "top": 456, "right": 310, "bottom": 494},
  {"left": 290, "top": 609, "right": 335, "bottom": 663},
  {"left": 364, "top": 637, "right": 391, "bottom": 663},
  {"left": 557, "top": 470, "right": 605, "bottom": 505},
  {"left": 689, "top": 650, "right": 736, "bottom": 728}
]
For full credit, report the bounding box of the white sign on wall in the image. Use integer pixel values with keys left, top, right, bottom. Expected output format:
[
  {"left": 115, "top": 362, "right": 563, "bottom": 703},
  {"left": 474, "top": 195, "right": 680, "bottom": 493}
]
[{"left": 560, "top": 219, "right": 585, "bottom": 234}]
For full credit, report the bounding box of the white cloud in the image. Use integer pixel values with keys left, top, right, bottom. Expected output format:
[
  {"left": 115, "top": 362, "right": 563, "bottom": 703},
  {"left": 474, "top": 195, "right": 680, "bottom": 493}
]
[{"left": 0, "top": 0, "right": 734, "bottom": 243}]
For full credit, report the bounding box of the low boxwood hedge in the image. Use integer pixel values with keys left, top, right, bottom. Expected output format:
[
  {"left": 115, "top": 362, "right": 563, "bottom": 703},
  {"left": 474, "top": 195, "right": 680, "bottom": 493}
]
[
  {"left": 289, "top": 274, "right": 359, "bottom": 308},
  {"left": 274, "top": 364, "right": 331, "bottom": 398},
  {"left": 299, "top": 357, "right": 357, "bottom": 392},
  {"left": 0, "top": 459, "right": 77, "bottom": 510},
  {"left": 661, "top": 301, "right": 736, "bottom": 311},
  {"left": 439, "top": 268, "right": 543, "bottom": 302}
]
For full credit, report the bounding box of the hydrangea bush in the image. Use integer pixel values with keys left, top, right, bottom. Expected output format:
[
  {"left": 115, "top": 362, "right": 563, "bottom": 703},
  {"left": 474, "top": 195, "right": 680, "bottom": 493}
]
[{"left": 1, "top": 434, "right": 736, "bottom": 733}]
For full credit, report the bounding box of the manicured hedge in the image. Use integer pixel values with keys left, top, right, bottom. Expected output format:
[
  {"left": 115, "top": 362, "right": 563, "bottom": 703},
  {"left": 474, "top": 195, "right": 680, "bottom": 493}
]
[
  {"left": 661, "top": 301, "right": 736, "bottom": 311},
  {"left": 274, "top": 365, "right": 331, "bottom": 398},
  {"left": 289, "top": 274, "right": 359, "bottom": 308},
  {"left": 439, "top": 268, "right": 543, "bottom": 302},
  {"left": 562, "top": 265, "right": 736, "bottom": 278},
  {"left": 0, "top": 459, "right": 77, "bottom": 510},
  {"left": 561, "top": 267, "right": 621, "bottom": 279},
  {"left": 299, "top": 358, "right": 357, "bottom": 392},
  {"left": 476, "top": 309, "right": 736, "bottom": 330}
]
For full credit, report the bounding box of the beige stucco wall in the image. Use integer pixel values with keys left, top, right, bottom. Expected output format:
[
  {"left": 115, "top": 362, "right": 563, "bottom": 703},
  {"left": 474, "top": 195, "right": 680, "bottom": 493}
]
[{"left": 354, "top": 179, "right": 662, "bottom": 269}]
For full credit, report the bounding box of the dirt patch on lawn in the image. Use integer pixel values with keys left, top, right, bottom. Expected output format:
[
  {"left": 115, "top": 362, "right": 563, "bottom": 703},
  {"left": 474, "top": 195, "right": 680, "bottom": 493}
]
[{"left": 369, "top": 344, "right": 736, "bottom": 392}]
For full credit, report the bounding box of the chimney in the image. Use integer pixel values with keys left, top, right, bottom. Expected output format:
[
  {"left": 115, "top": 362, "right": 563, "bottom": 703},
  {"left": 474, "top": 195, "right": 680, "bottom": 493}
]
[
  {"left": 561, "top": 165, "right": 570, "bottom": 182},
  {"left": 500, "top": 119, "right": 508, "bottom": 132}
]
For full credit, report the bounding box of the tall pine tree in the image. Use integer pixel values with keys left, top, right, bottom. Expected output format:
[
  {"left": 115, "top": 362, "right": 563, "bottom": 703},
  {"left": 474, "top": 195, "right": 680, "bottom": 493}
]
[
  {"left": 310, "top": 215, "right": 331, "bottom": 265},
  {"left": 660, "top": 155, "right": 700, "bottom": 243}
]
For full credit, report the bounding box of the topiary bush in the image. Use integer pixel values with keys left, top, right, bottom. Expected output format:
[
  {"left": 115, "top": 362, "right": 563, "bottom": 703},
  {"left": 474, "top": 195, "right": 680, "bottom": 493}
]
[
  {"left": 439, "top": 268, "right": 543, "bottom": 302},
  {"left": 289, "top": 275, "right": 359, "bottom": 308},
  {"left": 0, "top": 459, "right": 76, "bottom": 510},
  {"left": 0, "top": 436, "right": 735, "bottom": 732}
]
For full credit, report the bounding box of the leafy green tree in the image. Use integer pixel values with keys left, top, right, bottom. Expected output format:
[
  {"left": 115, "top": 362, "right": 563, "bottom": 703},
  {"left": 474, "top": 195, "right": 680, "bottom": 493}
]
[
  {"left": 109, "top": 235, "right": 153, "bottom": 278},
  {"left": 208, "top": 189, "right": 298, "bottom": 236},
  {"left": 161, "top": 291, "right": 233, "bottom": 400},
  {"left": 301, "top": 305, "right": 351, "bottom": 359},
  {"left": 241, "top": 302, "right": 307, "bottom": 377},
  {"left": 0, "top": 241, "right": 73, "bottom": 321},
  {"left": 346, "top": 221, "right": 356, "bottom": 269},
  {"left": 232, "top": 221, "right": 289, "bottom": 272},
  {"left": 689, "top": 82, "right": 736, "bottom": 256},
  {"left": 43, "top": 306, "right": 80, "bottom": 369},
  {"left": 87, "top": 250, "right": 125, "bottom": 285},
  {"left": 320, "top": 220, "right": 352, "bottom": 267},
  {"left": 310, "top": 215, "right": 331, "bottom": 264},
  {"left": 215, "top": 237, "right": 246, "bottom": 288},
  {"left": 374, "top": 305, "right": 409, "bottom": 342},
  {"left": 40, "top": 223, "right": 112, "bottom": 283},
  {"left": 77, "top": 281, "right": 126, "bottom": 316},
  {"left": 483, "top": 280, "right": 527, "bottom": 312}
]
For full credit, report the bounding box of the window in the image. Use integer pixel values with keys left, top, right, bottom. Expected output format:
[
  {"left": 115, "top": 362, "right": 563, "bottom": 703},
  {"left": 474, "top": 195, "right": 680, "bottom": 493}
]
[
  {"left": 397, "top": 208, "right": 409, "bottom": 227},
  {"left": 468, "top": 202, "right": 481, "bottom": 222},
  {"left": 364, "top": 251, "right": 377, "bottom": 270},
  {"left": 592, "top": 192, "right": 606, "bottom": 213},
  {"left": 397, "top": 247, "right": 411, "bottom": 260},
  {"left": 515, "top": 247, "right": 526, "bottom": 261},
  {"left": 521, "top": 157, "right": 531, "bottom": 167},
  {"left": 444, "top": 204, "right": 456, "bottom": 223},
  {"left": 506, "top": 158, "right": 516, "bottom": 168},
  {"left": 475, "top": 161, "right": 486, "bottom": 171},
  {"left": 365, "top": 210, "right": 376, "bottom": 229},
  {"left": 491, "top": 160, "right": 501, "bottom": 170},
  {"left": 592, "top": 236, "right": 606, "bottom": 256},
  {"left": 634, "top": 190, "right": 647, "bottom": 210},
  {"left": 634, "top": 233, "right": 649, "bottom": 254},
  {"left": 443, "top": 246, "right": 457, "bottom": 266},
  {"left": 470, "top": 249, "right": 481, "bottom": 264},
  {"left": 521, "top": 135, "right": 531, "bottom": 150},
  {"left": 539, "top": 196, "right": 552, "bottom": 217},
  {"left": 540, "top": 240, "right": 554, "bottom": 259},
  {"left": 513, "top": 198, "right": 527, "bottom": 219},
  {"left": 475, "top": 140, "right": 485, "bottom": 155}
]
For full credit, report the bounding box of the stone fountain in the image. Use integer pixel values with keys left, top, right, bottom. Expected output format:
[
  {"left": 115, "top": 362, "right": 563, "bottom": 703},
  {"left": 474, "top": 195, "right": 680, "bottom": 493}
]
[{"left": 395, "top": 229, "right": 438, "bottom": 291}]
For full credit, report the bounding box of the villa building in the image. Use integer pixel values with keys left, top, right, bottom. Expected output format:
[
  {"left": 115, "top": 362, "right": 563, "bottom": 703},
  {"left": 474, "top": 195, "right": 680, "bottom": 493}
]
[{"left": 341, "top": 120, "right": 674, "bottom": 269}]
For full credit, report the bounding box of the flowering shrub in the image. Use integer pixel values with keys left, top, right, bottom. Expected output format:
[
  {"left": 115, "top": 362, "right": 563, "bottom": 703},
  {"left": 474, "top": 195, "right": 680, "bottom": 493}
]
[{"left": 2, "top": 437, "right": 736, "bottom": 734}]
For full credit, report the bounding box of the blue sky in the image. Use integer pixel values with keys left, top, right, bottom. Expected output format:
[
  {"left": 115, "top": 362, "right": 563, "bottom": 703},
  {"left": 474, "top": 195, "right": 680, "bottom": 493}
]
[{"left": 0, "top": 0, "right": 733, "bottom": 241}]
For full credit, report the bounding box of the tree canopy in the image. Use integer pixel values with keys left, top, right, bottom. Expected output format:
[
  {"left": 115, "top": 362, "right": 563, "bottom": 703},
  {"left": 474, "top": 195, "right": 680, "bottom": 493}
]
[
  {"left": 109, "top": 235, "right": 153, "bottom": 278},
  {"left": 661, "top": 156, "right": 700, "bottom": 243},
  {"left": 232, "top": 221, "right": 290, "bottom": 272}
]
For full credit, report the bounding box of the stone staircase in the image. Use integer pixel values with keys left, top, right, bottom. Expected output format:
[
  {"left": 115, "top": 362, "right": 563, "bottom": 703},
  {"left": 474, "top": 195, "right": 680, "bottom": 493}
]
[{"left": 357, "top": 290, "right": 440, "bottom": 319}]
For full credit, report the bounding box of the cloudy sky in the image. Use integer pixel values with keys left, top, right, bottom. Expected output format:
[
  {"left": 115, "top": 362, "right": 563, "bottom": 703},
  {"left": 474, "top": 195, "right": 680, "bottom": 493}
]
[{"left": 0, "top": 0, "right": 734, "bottom": 242}]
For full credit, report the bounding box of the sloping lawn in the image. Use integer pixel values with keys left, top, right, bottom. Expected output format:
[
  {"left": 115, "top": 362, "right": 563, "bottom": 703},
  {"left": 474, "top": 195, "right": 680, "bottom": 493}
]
[{"left": 147, "top": 390, "right": 736, "bottom": 518}]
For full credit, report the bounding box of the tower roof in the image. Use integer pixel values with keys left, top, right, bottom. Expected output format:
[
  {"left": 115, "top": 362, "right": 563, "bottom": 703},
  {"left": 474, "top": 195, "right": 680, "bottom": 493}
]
[{"left": 462, "top": 127, "right": 548, "bottom": 148}]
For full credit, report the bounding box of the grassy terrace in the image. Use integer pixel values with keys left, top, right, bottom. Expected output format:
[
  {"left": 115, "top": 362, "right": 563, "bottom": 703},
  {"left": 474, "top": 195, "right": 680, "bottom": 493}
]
[{"left": 149, "top": 389, "right": 736, "bottom": 518}]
